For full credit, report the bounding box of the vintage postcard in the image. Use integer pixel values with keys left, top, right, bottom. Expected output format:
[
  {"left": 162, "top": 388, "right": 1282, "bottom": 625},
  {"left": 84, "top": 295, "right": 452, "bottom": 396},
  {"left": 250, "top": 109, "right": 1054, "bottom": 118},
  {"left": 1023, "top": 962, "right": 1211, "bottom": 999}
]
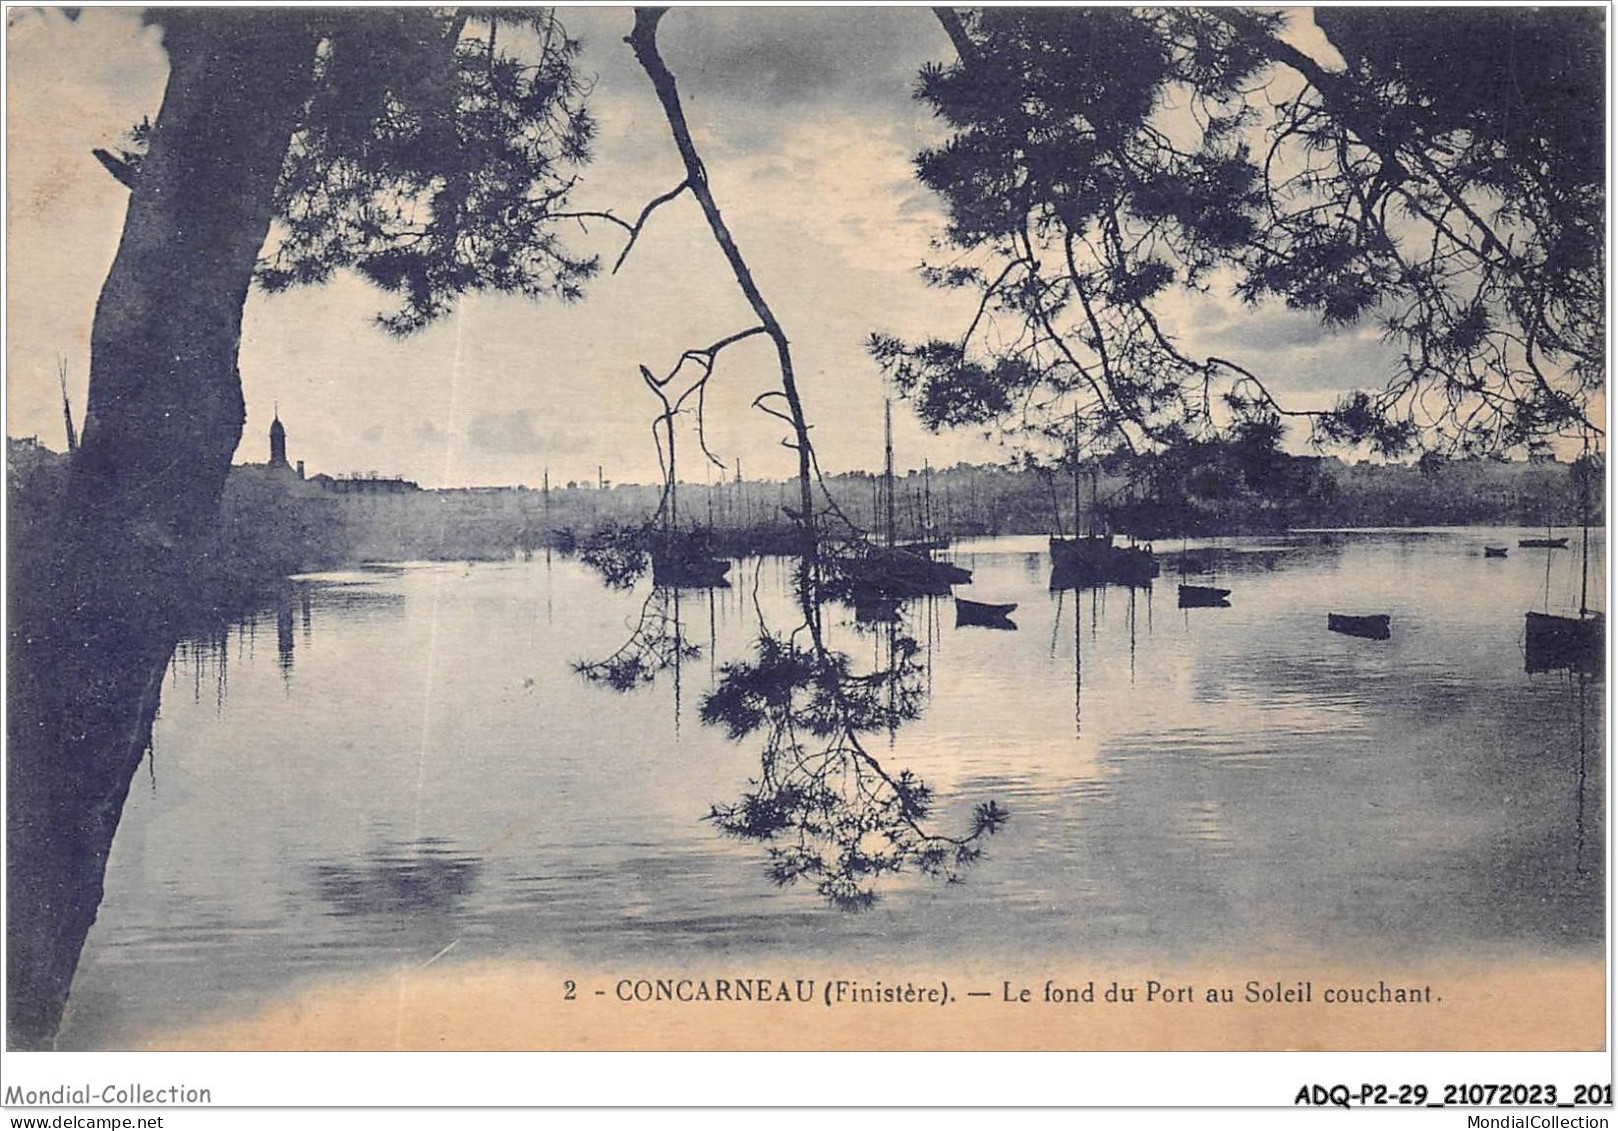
[{"left": 3, "top": 1, "right": 1608, "bottom": 1110}]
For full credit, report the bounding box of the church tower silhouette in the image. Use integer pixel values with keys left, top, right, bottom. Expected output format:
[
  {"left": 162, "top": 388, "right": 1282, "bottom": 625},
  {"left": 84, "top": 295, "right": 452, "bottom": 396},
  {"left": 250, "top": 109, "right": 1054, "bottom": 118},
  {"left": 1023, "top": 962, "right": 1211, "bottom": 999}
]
[{"left": 269, "top": 405, "right": 288, "bottom": 468}]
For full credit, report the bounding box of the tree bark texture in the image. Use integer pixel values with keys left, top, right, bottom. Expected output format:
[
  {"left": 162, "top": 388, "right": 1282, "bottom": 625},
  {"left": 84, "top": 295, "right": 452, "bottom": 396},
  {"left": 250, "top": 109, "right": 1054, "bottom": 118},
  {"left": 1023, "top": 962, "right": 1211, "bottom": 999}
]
[
  {"left": 71, "top": 11, "right": 318, "bottom": 555},
  {"left": 8, "top": 11, "right": 319, "bottom": 1048}
]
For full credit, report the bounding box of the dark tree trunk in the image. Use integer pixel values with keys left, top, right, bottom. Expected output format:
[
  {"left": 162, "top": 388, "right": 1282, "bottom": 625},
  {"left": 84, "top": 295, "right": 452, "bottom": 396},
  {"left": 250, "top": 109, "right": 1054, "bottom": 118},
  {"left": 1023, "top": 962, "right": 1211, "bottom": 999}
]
[
  {"left": 8, "top": 12, "right": 319, "bottom": 1049},
  {"left": 72, "top": 11, "right": 317, "bottom": 553}
]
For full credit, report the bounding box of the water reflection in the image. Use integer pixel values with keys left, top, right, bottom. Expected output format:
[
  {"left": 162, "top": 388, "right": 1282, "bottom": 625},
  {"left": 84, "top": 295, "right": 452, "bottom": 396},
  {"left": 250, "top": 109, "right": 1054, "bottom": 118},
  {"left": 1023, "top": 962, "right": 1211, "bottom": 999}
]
[
  {"left": 1573, "top": 672, "right": 1596, "bottom": 876},
  {"left": 276, "top": 602, "right": 295, "bottom": 680},
  {"left": 578, "top": 562, "right": 1010, "bottom": 909},
  {"left": 38, "top": 531, "right": 1608, "bottom": 1050},
  {"left": 703, "top": 604, "right": 1008, "bottom": 908},
  {"left": 169, "top": 575, "right": 407, "bottom": 693},
  {"left": 314, "top": 838, "right": 483, "bottom": 919},
  {"left": 9, "top": 569, "right": 362, "bottom": 1046},
  {"left": 573, "top": 587, "right": 700, "bottom": 692}
]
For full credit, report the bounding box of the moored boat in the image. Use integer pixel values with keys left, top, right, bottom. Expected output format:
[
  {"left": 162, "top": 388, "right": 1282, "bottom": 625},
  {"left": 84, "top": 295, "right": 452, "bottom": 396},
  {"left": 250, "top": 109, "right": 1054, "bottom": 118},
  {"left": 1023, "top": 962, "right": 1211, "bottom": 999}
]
[
  {"left": 849, "top": 400, "right": 971, "bottom": 599},
  {"left": 951, "top": 601, "right": 1016, "bottom": 627},
  {"left": 1519, "top": 537, "right": 1569, "bottom": 549},
  {"left": 1328, "top": 613, "right": 1391, "bottom": 640},
  {"left": 840, "top": 547, "right": 970, "bottom": 598},
  {"left": 651, "top": 551, "right": 731, "bottom": 589},
  {"left": 1178, "top": 584, "right": 1231, "bottom": 608},
  {"left": 1046, "top": 409, "right": 1158, "bottom": 587},
  {"left": 1525, "top": 610, "right": 1604, "bottom": 673},
  {"left": 1524, "top": 439, "right": 1602, "bottom": 674},
  {"left": 1483, "top": 546, "right": 1508, "bottom": 558},
  {"left": 1049, "top": 535, "right": 1159, "bottom": 585},
  {"left": 955, "top": 597, "right": 1017, "bottom": 629}
]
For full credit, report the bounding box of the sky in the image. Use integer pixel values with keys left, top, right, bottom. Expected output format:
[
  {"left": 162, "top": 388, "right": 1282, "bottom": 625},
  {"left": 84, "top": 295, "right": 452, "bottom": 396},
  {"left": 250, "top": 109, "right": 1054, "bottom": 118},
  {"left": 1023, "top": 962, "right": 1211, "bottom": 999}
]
[{"left": 5, "top": 5, "right": 1393, "bottom": 489}]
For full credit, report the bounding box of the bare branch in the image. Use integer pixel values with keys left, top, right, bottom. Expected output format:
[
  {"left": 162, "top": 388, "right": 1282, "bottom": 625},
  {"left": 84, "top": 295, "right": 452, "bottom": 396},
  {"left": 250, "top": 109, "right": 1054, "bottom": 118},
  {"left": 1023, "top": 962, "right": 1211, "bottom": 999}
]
[
  {"left": 92, "top": 148, "right": 138, "bottom": 190},
  {"left": 609, "top": 179, "right": 691, "bottom": 274},
  {"left": 628, "top": 7, "right": 817, "bottom": 546}
]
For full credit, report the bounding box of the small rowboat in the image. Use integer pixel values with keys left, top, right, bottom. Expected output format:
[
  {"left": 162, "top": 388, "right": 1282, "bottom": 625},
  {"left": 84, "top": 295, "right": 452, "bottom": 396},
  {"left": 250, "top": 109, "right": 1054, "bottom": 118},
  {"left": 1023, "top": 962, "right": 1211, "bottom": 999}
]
[
  {"left": 651, "top": 553, "right": 731, "bottom": 589},
  {"left": 1519, "top": 537, "right": 1569, "bottom": 549},
  {"left": 1483, "top": 546, "right": 1508, "bottom": 558},
  {"left": 955, "top": 597, "right": 1018, "bottom": 629},
  {"left": 852, "top": 594, "right": 901, "bottom": 623},
  {"left": 1328, "top": 613, "right": 1390, "bottom": 640},
  {"left": 1178, "top": 584, "right": 1231, "bottom": 608}
]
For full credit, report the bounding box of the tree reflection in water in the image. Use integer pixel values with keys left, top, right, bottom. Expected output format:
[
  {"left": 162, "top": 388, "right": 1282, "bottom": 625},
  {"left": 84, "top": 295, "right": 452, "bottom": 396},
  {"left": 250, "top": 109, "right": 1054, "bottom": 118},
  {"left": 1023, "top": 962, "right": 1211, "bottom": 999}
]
[
  {"left": 576, "top": 524, "right": 652, "bottom": 590},
  {"left": 573, "top": 587, "right": 700, "bottom": 692},
  {"left": 577, "top": 559, "right": 1008, "bottom": 910}
]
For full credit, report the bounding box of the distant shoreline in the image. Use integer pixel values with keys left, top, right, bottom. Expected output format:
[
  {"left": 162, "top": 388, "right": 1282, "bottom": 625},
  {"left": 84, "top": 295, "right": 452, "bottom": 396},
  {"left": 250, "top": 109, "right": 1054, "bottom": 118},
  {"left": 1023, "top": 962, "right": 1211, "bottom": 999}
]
[{"left": 10, "top": 435, "right": 1601, "bottom": 603}]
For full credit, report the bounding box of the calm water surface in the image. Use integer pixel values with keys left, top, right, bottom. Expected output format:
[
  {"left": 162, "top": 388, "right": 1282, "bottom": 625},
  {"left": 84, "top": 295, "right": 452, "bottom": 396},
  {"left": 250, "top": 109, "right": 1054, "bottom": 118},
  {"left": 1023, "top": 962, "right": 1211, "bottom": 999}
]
[{"left": 58, "top": 529, "right": 1605, "bottom": 1047}]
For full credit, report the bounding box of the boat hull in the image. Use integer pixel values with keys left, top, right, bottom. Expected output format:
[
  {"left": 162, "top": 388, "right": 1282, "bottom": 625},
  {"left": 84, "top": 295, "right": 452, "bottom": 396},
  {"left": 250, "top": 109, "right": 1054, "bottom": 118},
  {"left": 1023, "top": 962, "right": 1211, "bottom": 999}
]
[
  {"left": 1519, "top": 538, "right": 1569, "bottom": 549},
  {"left": 651, "top": 555, "right": 732, "bottom": 589},
  {"left": 838, "top": 548, "right": 971, "bottom": 599},
  {"left": 955, "top": 598, "right": 1018, "bottom": 629},
  {"left": 1049, "top": 536, "right": 1158, "bottom": 588},
  {"left": 1328, "top": 613, "right": 1390, "bottom": 640},
  {"left": 852, "top": 595, "right": 902, "bottom": 623},
  {"left": 1525, "top": 611, "right": 1604, "bottom": 674},
  {"left": 1178, "top": 585, "right": 1231, "bottom": 608}
]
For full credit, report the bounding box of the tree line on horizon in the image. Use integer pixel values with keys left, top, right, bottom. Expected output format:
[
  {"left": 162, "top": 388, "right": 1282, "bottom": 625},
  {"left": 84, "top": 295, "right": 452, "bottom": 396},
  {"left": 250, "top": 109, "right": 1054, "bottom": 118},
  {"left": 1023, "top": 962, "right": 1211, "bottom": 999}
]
[{"left": 11, "top": 434, "right": 1596, "bottom": 599}]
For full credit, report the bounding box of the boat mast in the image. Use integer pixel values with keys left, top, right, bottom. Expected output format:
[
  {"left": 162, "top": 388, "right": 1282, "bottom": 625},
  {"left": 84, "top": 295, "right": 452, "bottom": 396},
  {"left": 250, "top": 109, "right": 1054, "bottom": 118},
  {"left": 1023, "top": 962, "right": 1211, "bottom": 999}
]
[
  {"left": 668, "top": 420, "right": 677, "bottom": 535},
  {"left": 884, "top": 398, "right": 896, "bottom": 550},
  {"left": 1071, "top": 407, "right": 1082, "bottom": 539},
  {"left": 1090, "top": 465, "right": 1099, "bottom": 539},
  {"left": 923, "top": 458, "right": 933, "bottom": 535},
  {"left": 1580, "top": 433, "right": 1591, "bottom": 617}
]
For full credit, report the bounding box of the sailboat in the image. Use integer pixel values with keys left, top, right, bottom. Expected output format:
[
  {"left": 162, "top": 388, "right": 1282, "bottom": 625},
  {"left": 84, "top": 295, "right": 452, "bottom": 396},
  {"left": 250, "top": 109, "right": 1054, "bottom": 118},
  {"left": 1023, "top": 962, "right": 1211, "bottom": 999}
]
[
  {"left": 1525, "top": 439, "right": 1602, "bottom": 673},
  {"left": 897, "top": 460, "right": 950, "bottom": 554},
  {"left": 842, "top": 400, "right": 971, "bottom": 601},
  {"left": 1049, "top": 411, "right": 1157, "bottom": 587},
  {"left": 648, "top": 398, "right": 730, "bottom": 589},
  {"left": 652, "top": 544, "right": 731, "bottom": 588}
]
